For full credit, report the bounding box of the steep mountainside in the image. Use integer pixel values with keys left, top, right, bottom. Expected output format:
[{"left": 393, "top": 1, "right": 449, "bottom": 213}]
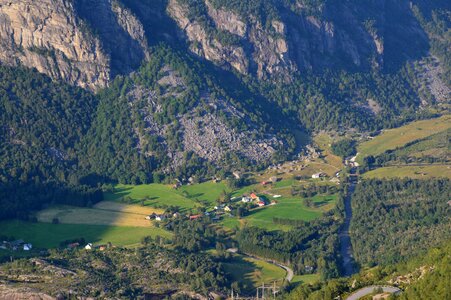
[
  {"left": 0, "top": 0, "right": 149, "bottom": 90},
  {"left": 0, "top": 0, "right": 449, "bottom": 212},
  {"left": 168, "top": 0, "right": 429, "bottom": 80}
]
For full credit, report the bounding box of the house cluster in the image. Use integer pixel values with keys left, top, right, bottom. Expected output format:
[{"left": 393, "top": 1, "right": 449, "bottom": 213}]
[
  {"left": 84, "top": 243, "right": 112, "bottom": 251},
  {"left": 145, "top": 212, "right": 182, "bottom": 222},
  {"left": 242, "top": 193, "right": 267, "bottom": 207},
  {"left": 0, "top": 239, "right": 33, "bottom": 251}
]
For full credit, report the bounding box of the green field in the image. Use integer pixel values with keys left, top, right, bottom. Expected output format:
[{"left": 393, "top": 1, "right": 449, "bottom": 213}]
[
  {"left": 105, "top": 182, "right": 230, "bottom": 210},
  {"left": 223, "top": 254, "right": 286, "bottom": 292},
  {"left": 362, "top": 165, "right": 451, "bottom": 179},
  {"left": 387, "top": 129, "right": 450, "bottom": 159},
  {"left": 0, "top": 220, "right": 172, "bottom": 249},
  {"left": 357, "top": 115, "right": 451, "bottom": 162},
  {"left": 105, "top": 184, "right": 198, "bottom": 210},
  {"left": 291, "top": 274, "right": 320, "bottom": 285},
  {"left": 239, "top": 195, "right": 337, "bottom": 231},
  {"left": 179, "top": 181, "right": 230, "bottom": 206}
]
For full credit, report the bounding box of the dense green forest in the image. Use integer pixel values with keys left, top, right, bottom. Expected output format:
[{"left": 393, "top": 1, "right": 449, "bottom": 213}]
[
  {"left": 350, "top": 178, "right": 450, "bottom": 266},
  {"left": 282, "top": 240, "right": 451, "bottom": 300},
  {"left": 0, "top": 66, "right": 103, "bottom": 219},
  {"left": 236, "top": 196, "right": 345, "bottom": 280}
]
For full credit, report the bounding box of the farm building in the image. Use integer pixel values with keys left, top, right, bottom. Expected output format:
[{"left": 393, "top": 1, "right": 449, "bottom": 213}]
[
  {"left": 250, "top": 193, "right": 260, "bottom": 201},
  {"left": 312, "top": 172, "right": 326, "bottom": 179},
  {"left": 85, "top": 243, "right": 93, "bottom": 250},
  {"left": 23, "top": 243, "right": 32, "bottom": 251},
  {"left": 241, "top": 196, "right": 252, "bottom": 203},
  {"left": 257, "top": 201, "right": 266, "bottom": 207},
  {"left": 155, "top": 215, "right": 166, "bottom": 221},
  {"left": 190, "top": 214, "right": 202, "bottom": 220},
  {"left": 224, "top": 206, "right": 232, "bottom": 212}
]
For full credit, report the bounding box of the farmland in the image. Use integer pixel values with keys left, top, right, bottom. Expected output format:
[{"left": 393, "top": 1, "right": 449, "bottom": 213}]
[
  {"left": 0, "top": 220, "right": 171, "bottom": 249},
  {"left": 104, "top": 182, "right": 231, "bottom": 211},
  {"left": 242, "top": 195, "right": 337, "bottom": 231},
  {"left": 37, "top": 201, "right": 163, "bottom": 227},
  {"left": 1, "top": 201, "right": 172, "bottom": 250},
  {"left": 362, "top": 165, "right": 451, "bottom": 179},
  {"left": 221, "top": 194, "right": 337, "bottom": 231},
  {"left": 357, "top": 115, "right": 451, "bottom": 162}
]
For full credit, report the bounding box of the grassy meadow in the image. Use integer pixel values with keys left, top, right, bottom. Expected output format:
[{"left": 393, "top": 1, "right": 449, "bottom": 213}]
[
  {"left": 223, "top": 254, "right": 287, "bottom": 292},
  {"left": 221, "top": 194, "right": 337, "bottom": 231},
  {"left": 0, "top": 220, "right": 171, "bottom": 248},
  {"left": 291, "top": 274, "right": 320, "bottom": 285},
  {"left": 357, "top": 115, "right": 451, "bottom": 162},
  {"left": 242, "top": 195, "right": 337, "bottom": 231},
  {"left": 104, "top": 181, "right": 231, "bottom": 211},
  {"left": 362, "top": 165, "right": 451, "bottom": 179}
]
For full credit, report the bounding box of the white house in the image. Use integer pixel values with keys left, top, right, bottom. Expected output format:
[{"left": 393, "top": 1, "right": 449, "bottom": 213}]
[
  {"left": 224, "top": 206, "right": 232, "bottom": 212},
  {"left": 85, "top": 243, "right": 93, "bottom": 250},
  {"left": 23, "top": 243, "right": 32, "bottom": 251},
  {"left": 155, "top": 215, "right": 165, "bottom": 221},
  {"left": 241, "top": 196, "right": 252, "bottom": 203},
  {"left": 312, "top": 172, "right": 325, "bottom": 179}
]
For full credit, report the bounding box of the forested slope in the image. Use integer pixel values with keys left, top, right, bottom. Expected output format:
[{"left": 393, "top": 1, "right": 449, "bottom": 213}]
[{"left": 350, "top": 178, "right": 450, "bottom": 266}]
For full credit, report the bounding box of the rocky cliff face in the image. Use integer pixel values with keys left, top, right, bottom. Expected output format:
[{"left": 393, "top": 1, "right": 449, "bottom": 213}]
[
  {"left": 0, "top": 0, "right": 149, "bottom": 91},
  {"left": 167, "top": 0, "right": 429, "bottom": 80},
  {"left": 0, "top": 0, "right": 434, "bottom": 89},
  {"left": 0, "top": 0, "right": 110, "bottom": 90}
]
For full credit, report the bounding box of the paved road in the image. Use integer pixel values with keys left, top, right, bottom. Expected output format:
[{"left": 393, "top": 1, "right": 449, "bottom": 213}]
[
  {"left": 345, "top": 285, "right": 401, "bottom": 300},
  {"left": 338, "top": 169, "right": 358, "bottom": 276}
]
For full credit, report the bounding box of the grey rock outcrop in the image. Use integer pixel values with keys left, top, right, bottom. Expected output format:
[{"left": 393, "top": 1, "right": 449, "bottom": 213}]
[
  {"left": 0, "top": 0, "right": 149, "bottom": 91},
  {"left": 0, "top": 0, "right": 110, "bottom": 90}
]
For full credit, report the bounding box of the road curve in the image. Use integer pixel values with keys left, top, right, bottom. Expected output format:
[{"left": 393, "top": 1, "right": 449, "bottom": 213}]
[{"left": 345, "top": 285, "right": 401, "bottom": 300}]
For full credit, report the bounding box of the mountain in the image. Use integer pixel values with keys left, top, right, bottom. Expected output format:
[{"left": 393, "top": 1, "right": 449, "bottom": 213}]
[{"left": 0, "top": 0, "right": 449, "bottom": 214}]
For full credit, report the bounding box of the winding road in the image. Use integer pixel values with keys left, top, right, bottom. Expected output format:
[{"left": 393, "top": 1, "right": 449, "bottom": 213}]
[
  {"left": 338, "top": 169, "right": 358, "bottom": 276},
  {"left": 345, "top": 285, "right": 402, "bottom": 300}
]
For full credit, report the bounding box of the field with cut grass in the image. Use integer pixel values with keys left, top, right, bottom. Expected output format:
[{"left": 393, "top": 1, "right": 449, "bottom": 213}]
[
  {"left": 37, "top": 206, "right": 154, "bottom": 227},
  {"left": 357, "top": 115, "right": 451, "bottom": 162},
  {"left": 363, "top": 165, "right": 451, "bottom": 179},
  {"left": 0, "top": 220, "right": 172, "bottom": 249}
]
